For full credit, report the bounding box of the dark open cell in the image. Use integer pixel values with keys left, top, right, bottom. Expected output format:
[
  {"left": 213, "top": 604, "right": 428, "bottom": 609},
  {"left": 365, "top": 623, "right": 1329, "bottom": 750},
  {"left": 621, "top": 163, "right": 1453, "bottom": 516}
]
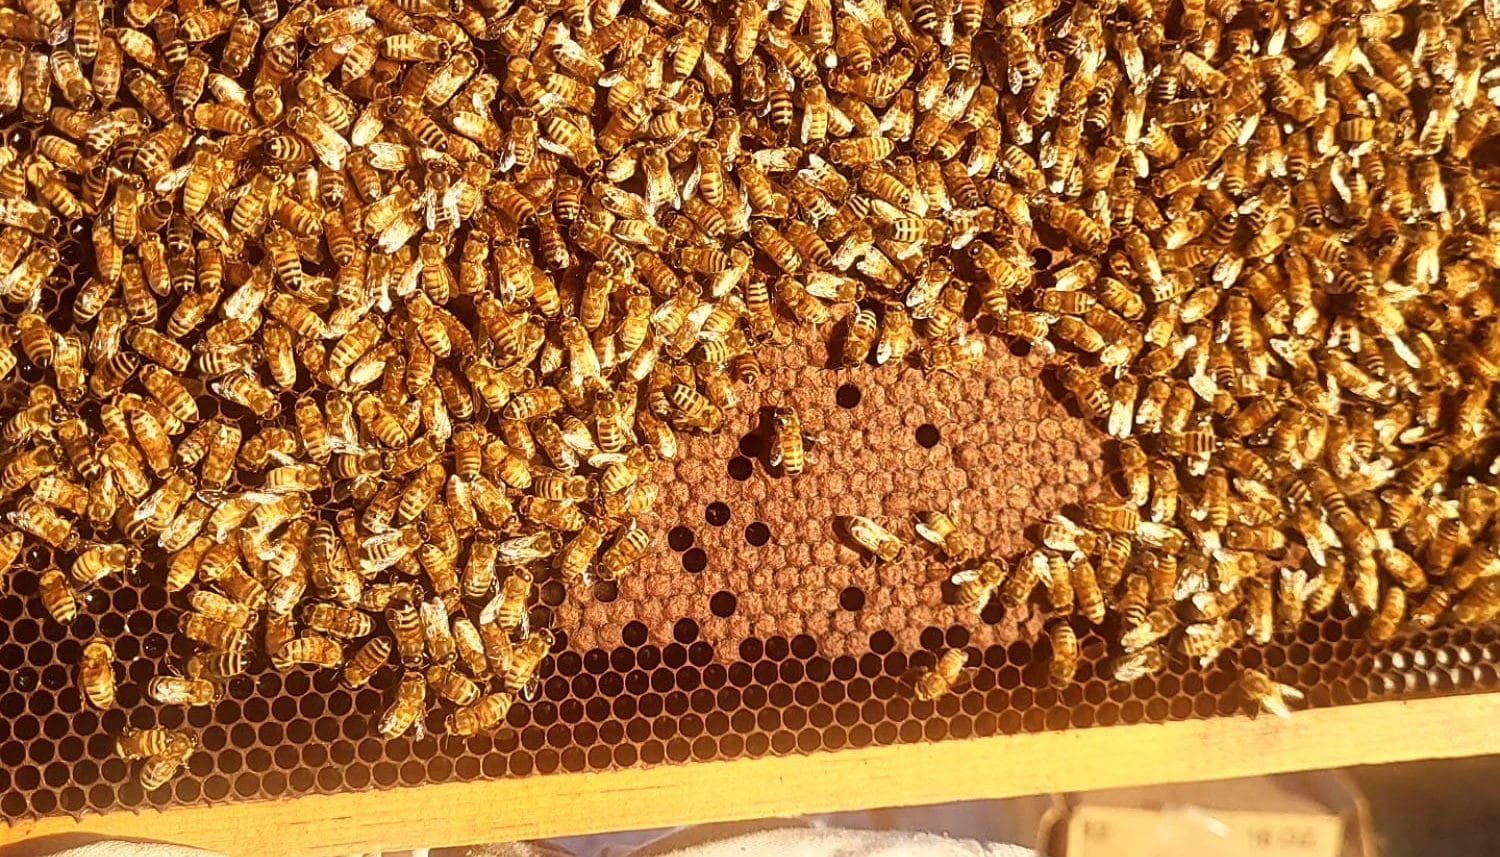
[
  {"left": 792, "top": 636, "right": 817, "bottom": 659},
  {"left": 919, "top": 626, "right": 946, "bottom": 650},
  {"left": 836, "top": 383, "right": 862, "bottom": 408},
  {"left": 622, "top": 621, "right": 648, "bottom": 647},
  {"left": 710, "top": 591, "right": 737, "bottom": 618},
  {"left": 592, "top": 579, "right": 619, "bottom": 602},
  {"left": 739, "top": 638, "right": 763, "bottom": 661},
  {"left": 839, "top": 586, "right": 866, "bottom": 611},
  {"left": 682, "top": 548, "right": 708, "bottom": 573},
  {"left": 673, "top": 618, "right": 699, "bottom": 644},
  {"left": 705, "top": 502, "right": 731, "bottom": 526},
  {"left": 765, "top": 636, "right": 790, "bottom": 661},
  {"left": 744, "top": 521, "right": 771, "bottom": 546},
  {"left": 915, "top": 424, "right": 941, "bottom": 448},
  {"left": 539, "top": 580, "right": 567, "bottom": 607},
  {"left": 726, "top": 456, "right": 753, "bottom": 480},
  {"left": 667, "top": 526, "right": 696, "bottom": 551},
  {"left": 738, "top": 432, "right": 764, "bottom": 458}
]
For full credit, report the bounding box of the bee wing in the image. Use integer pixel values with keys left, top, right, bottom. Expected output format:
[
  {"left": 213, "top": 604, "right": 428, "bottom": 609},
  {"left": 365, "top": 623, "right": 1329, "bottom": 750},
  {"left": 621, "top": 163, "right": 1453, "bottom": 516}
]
[
  {"left": 1260, "top": 697, "right": 1294, "bottom": 720},
  {"left": 681, "top": 160, "right": 701, "bottom": 204},
  {"left": 914, "top": 520, "right": 945, "bottom": 547},
  {"left": 154, "top": 163, "right": 194, "bottom": 194},
  {"left": 559, "top": 426, "right": 597, "bottom": 457},
  {"left": 496, "top": 139, "right": 517, "bottom": 173},
  {"left": 954, "top": 664, "right": 977, "bottom": 693},
  {"left": 1034, "top": 553, "right": 1055, "bottom": 585},
  {"left": 1175, "top": 567, "right": 1209, "bottom": 602},
  {"left": 436, "top": 182, "right": 464, "bottom": 230},
  {"left": 477, "top": 591, "right": 506, "bottom": 625},
  {"left": 48, "top": 16, "right": 72, "bottom": 45},
  {"left": 949, "top": 568, "right": 981, "bottom": 585},
  {"left": 587, "top": 451, "right": 629, "bottom": 469}
]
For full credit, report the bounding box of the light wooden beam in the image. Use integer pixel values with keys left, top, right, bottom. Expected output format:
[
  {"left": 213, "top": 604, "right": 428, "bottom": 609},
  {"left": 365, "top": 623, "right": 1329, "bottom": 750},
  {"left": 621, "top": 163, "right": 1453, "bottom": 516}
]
[{"left": 5, "top": 694, "right": 1498, "bottom": 857}]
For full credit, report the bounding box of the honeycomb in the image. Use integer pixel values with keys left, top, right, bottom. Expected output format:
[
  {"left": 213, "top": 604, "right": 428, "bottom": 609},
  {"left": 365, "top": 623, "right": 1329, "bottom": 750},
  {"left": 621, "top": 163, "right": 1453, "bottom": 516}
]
[
  {"left": 0, "top": 0, "right": 1495, "bottom": 819},
  {"left": 2, "top": 285, "right": 1496, "bottom": 821}
]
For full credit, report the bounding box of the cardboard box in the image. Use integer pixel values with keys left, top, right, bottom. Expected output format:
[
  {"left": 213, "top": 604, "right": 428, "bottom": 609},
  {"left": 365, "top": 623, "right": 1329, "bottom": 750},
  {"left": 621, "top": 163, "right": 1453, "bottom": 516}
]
[{"left": 1039, "top": 772, "right": 1376, "bottom": 857}]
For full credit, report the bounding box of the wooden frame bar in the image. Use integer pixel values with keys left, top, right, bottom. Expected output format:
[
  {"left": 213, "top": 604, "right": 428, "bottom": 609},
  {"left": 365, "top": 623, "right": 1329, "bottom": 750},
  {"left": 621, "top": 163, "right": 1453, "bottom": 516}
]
[{"left": 5, "top": 694, "right": 1498, "bottom": 857}]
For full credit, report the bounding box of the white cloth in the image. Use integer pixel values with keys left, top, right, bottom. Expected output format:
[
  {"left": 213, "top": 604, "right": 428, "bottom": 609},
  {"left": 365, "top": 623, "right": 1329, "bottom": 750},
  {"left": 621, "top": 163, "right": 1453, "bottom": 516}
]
[{"left": 635, "top": 828, "right": 1034, "bottom": 857}]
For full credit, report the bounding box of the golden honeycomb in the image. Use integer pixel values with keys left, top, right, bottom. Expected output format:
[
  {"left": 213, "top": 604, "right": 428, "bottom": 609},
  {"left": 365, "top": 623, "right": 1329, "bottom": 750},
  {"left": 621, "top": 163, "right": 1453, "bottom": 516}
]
[
  {"left": 0, "top": 259, "right": 1494, "bottom": 819},
  {"left": 0, "top": 0, "right": 1497, "bottom": 821}
]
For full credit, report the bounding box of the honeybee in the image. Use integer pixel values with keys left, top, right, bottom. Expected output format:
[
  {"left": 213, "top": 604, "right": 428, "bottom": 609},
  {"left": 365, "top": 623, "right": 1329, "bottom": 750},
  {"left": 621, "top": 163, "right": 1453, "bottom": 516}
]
[
  {"left": 189, "top": 590, "right": 255, "bottom": 630},
  {"left": 875, "top": 303, "right": 913, "bottom": 366},
  {"left": 272, "top": 634, "right": 343, "bottom": 670},
  {"left": 71, "top": 543, "right": 139, "bottom": 586},
  {"left": 481, "top": 570, "right": 532, "bottom": 639},
  {"left": 383, "top": 597, "right": 426, "bottom": 668},
  {"left": 37, "top": 569, "right": 77, "bottom": 624},
  {"left": 1121, "top": 606, "right": 1177, "bottom": 652},
  {"left": 424, "top": 663, "right": 481, "bottom": 707},
  {"left": 841, "top": 515, "right": 904, "bottom": 563},
  {"left": 448, "top": 691, "right": 514, "bottom": 736},
  {"left": 146, "top": 675, "right": 217, "bottom": 706},
  {"left": 841, "top": 307, "right": 878, "bottom": 367},
  {"left": 117, "top": 727, "right": 194, "bottom": 761},
  {"left": 1059, "top": 362, "right": 1108, "bottom": 418},
  {"left": 949, "top": 560, "right": 1005, "bottom": 614},
  {"left": 1044, "top": 552, "right": 1074, "bottom": 611},
  {"left": 1071, "top": 553, "right": 1106, "bottom": 624},
  {"left": 914, "top": 648, "right": 970, "bottom": 701},
  {"left": 1408, "top": 587, "right": 1454, "bottom": 631},
  {"left": 1000, "top": 550, "right": 1047, "bottom": 609},
  {"left": 1109, "top": 644, "right": 1164, "bottom": 681},
  {"left": 80, "top": 638, "right": 116, "bottom": 709},
  {"left": 1244, "top": 580, "right": 1273, "bottom": 644},
  {"left": 1097, "top": 534, "right": 1131, "bottom": 588},
  {"left": 379, "top": 669, "right": 427, "bottom": 739},
  {"left": 1367, "top": 586, "right": 1406, "bottom": 644},
  {"left": 1179, "top": 617, "right": 1242, "bottom": 667},
  {"left": 503, "top": 628, "right": 554, "bottom": 699},
  {"left": 1450, "top": 544, "right": 1500, "bottom": 591},
  {"left": 421, "top": 597, "right": 457, "bottom": 665},
  {"left": 1376, "top": 538, "right": 1427, "bottom": 592},
  {"left": 1047, "top": 622, "right": 1079, "bottom": 686},
  {"left": 770, "top": 406, "right": 808, "bottom": 476},
  {"left": 0, "top": 529, "right": 25, "bottom": 575},
  {"left": 599, "top": 523, "right": 650, "bottom": 580},
  {"left": 559, "top": 518, "right": 607, "bottom": 584},
  {"left": 339, "top": 636, "right": 390, "bottom": 690},
  {"left": 915, "top": 510, "right": 975, "bottom": 562},
  {"left": 304, "top": 603, "right": 374, "bottom": 639},
  {"left": 137, "top": 738, "right": 196, "bottom": 790},
  {"left": 1083, "top": 501, "right": 1140, "bottom": 535},
  {"left": 452, "top": 616, "right": 489, "bottom": 679},
  {"left": 1240, "top": 669, "right": 1304, "bottom": 720},
  {"left": 1117, "top": 439, "right": 1150, "bottom": 506},
  {"left": 180, "top": 613, "right": 249, "bottom": 652}
]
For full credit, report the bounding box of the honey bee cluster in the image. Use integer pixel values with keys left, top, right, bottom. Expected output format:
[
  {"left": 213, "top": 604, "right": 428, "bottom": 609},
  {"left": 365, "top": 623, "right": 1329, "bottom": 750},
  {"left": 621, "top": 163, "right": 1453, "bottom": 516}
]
[{"left": 0, "top": 0, "right": 1493, "bottom": 793}]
